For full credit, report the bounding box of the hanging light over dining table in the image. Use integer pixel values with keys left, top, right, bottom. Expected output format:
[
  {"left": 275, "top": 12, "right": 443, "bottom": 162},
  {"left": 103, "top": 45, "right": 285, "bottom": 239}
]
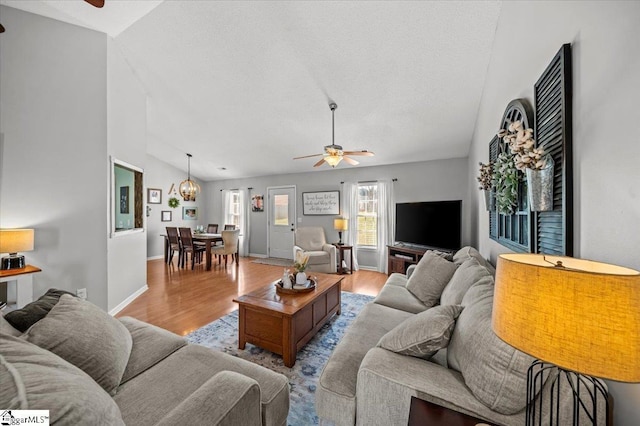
[{"left": 179, "top": 153, "right": 200, "bottom": 201}]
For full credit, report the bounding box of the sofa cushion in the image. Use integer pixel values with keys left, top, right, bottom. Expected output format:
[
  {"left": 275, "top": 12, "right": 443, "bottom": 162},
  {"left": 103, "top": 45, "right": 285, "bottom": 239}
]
[
  {"left": 427, "top": 249, "right": 454, "bottom": 261},
  {"left": 440, "top": 258, "right": 492, "bottom": 306},
  {"left": 115, "top": 344, "right": 289, "bottom": 426},
  {"left": 447, "top": 278, "right": 537, "bottom": 415},
  {"left": 118, "top": 317, "right": 187, "bottom": 384},
  {"left": 295, "top": 227, "right": 326, "bottom": 251},
  {"left": 0, "top": 334, "right": 124, "bottom": 425},
  {"left": 316, "top": 302, "right": 413, "bottom": 426},
  {"left": 385, "top": 273, "right": 409, "bottom": 287},
  {"left": 305, "top": 250, "right": 330, "bottom": 265},
  {"left": 4, "top": 288, "right": 75, "bottom": 332},
  {"left": 452, "top": 246, "right": 496, "bottom": 275},
  {"left": 377, "top": 305, "right": 463, "bottom": 359},
  {"left": 22, "top": 295, "right": 133, "bottom": 396},
  {"left": 406, "top": 251, "right": 458, "bottom": 307},
  {"left": 373, "top": 283, "right": 428, "bottom": 314}
]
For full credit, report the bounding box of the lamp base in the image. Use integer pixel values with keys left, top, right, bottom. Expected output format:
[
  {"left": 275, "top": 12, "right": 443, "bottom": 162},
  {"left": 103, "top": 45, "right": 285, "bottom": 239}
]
[
  {"left": 337, "top": 231, "right": 343, "bottom": 245},
  {"left": 1, "top": 254, "right": 25, "bottom": 270},
  {"left": 526, "top": 360, "right": 609, "bottom": 425}
]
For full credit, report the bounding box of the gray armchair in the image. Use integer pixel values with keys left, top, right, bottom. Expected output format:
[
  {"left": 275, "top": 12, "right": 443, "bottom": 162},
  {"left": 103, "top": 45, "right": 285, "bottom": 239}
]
[{"left": 293, "top": 227, "right": 337, "bottom": 274}]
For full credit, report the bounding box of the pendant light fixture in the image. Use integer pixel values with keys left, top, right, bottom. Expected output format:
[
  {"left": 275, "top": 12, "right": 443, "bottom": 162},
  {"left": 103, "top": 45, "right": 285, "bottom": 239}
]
[{"left": 179, "top": 153, "right": 200, "bottom": 201}]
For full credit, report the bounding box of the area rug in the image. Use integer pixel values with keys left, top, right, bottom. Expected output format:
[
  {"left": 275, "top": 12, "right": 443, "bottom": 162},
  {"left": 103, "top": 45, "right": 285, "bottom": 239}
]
[
  {"left": 186, "top": 291, "right": 374, "bottom": 425},
  {"left": 251, "top": 257, "right": 294, "bottom": 267}
]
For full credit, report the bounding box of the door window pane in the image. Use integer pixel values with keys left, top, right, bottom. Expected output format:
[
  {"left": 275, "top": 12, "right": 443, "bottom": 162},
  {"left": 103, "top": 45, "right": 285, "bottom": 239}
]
[{"left": 274, "top": 194, "right": 289, "bottom": 225}]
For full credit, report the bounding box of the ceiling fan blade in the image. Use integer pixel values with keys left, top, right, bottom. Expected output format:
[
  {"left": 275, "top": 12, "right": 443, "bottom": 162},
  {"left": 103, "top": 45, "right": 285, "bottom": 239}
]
[
  {"left": 85, "top": 0, "right": 105, "bottom": 8},
  {"left": 343, "top": 150, "right": 375, "bottom": 156},
  {"left": 293, "top": 153, "right": 323, "bottom": 160},
  {"left": 313, "top": 158, "right": 327, "bottom": 167},
  {"left": 0, "top": 23, "right": 5, "bottom": 33},
  {"left": 342, "top": 156, "right": 359, "bottom": 166}
]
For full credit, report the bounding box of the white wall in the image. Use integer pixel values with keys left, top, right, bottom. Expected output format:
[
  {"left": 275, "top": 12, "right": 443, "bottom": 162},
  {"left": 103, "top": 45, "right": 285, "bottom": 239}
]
[
  {"left": 0, "top": 7, "right": 109, "bottom": 309},
  {"left": 106, "top": 39, "right": 148, "bottom": 312},
  {"left": 145, "top": 154, "right": 207, "bottom": 259},
  {"left": 467, "top": 2, "right": 640, "bottom": 424},
  {"left": 202, "top": 158, "right": 469, "bottom": 268}
]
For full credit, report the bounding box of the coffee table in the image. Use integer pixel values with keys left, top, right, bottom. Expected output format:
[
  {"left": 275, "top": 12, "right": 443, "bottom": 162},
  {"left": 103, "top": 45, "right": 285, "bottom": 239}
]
[{"left": 233, "top": 273, "right": 343, "bottom": 367}]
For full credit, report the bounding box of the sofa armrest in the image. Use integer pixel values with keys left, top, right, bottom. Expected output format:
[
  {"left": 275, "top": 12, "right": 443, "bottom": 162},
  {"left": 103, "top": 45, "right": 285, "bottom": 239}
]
[
  {"left": 356, "top": 347, "right": 523, "bottom": 426},
  {"left": 155, "top": 371, "right": 261, "bottom": 426},
  {"left": 322, "top": 244, "right": 338, "bottom": 271},
  {"left": 406, "top": 264, "right": 416, "bottom": 279}
]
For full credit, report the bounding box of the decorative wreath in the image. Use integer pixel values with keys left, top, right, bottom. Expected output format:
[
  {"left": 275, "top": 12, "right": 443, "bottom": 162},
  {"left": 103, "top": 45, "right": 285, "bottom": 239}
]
[{"left": 168, "top": 197, "right": 180, "bottom": 209}]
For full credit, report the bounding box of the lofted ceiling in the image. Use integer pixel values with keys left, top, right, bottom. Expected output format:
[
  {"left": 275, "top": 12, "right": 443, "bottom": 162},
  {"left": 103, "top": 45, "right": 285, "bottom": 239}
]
[{"left": 1, "top": 0, "right": 502, "bottom": 181}]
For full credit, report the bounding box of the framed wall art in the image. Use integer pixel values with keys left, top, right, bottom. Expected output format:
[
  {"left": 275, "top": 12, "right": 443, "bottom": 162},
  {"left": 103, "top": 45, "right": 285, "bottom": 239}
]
[
  {"left": 148, "top": 188, "right": 162, "bottom": 204},
  {"left": 302, "top": 191, "right": 340, "bottom": 215},
  {"left": 183, "top": 207, "right": 198, "bottom": 220},
  {"left": 161, "top": 211, "right": 172, "bottom": 222}
]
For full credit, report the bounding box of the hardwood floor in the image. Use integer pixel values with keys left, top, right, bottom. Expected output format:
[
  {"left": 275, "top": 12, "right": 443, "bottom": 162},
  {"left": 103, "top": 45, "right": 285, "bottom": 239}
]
[{"left": 116, "top": 257, "right": 388, "bottom": 336}]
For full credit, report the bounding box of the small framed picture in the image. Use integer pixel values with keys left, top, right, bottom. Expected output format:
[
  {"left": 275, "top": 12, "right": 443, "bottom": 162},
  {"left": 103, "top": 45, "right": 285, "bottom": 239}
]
[
  {"left": 147, "top": 188, "right": 162, "bottom": 204},
  {"left": 183, "top": 207, "right": 198, "bottom": 220},
  {"left": 252, "top": 194, "right": 264, "bottom": 212},
  {"left": 161, "top": 211, "right": 172, "bottom": 222}
]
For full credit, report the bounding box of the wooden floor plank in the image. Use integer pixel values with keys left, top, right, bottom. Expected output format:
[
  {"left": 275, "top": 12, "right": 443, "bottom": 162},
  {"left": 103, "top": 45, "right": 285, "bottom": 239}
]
[{"left": 116, "top": 257, "right": 388, "bottom": 336}]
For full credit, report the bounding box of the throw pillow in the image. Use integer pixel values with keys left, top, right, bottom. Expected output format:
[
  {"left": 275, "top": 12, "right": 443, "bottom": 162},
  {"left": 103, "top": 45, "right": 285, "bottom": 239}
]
[
  {"left": 22, "top": 294, "right": 133, "bottom": 396},
  {"left": 4, "top": 288, "right": 75, "bottom": 332},
  {"left": 427, "top": 249, "right": 454, "bottom": 261},
  {"left": 377, "top": 305, "right": 463, "bottom": 359},
  {"left": 440, "top": 258, "right": 492, "bottom": 306},
  {"left": 406, "top": 251, "right": 458, "bottom": 307},
  {"left": 0, "top": 334, "right": 124, "bottom": 424},
  {"left": 452, "top": 246, "right": 496, "bottom": 275},
  {"left": 447, "top": 278, "right": 540, "bottom": 415}
]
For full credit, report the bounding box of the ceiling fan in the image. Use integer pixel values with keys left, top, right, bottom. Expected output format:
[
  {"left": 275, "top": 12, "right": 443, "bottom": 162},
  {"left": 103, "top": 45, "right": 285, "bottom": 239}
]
[
  {"left": 294, "top": 102, "right": 374, "bottom": 168},
  {"left": 0, "top": 0, "right": 104, "bottom": 34}
]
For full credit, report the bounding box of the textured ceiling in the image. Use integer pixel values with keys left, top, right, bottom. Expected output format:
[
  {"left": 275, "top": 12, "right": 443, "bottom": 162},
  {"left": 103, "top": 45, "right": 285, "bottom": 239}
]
[{"left": 3, "top": 0, "right": 502, "bottom": 181}]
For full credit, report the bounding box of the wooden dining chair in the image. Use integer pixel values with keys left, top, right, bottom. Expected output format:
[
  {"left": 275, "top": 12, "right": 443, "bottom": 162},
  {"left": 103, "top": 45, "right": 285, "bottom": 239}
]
[
  {"left": 178, "top": 227, "right": 205, "bottom": 270},
  {"left": 166, "top": 227, "right": 181, "bottom": 265},
  {"left": 224, "top": 224, "right": 236, "bottom": 230},
  {"left": 211, "top": 229, "right": 240, "bottom": 266},
  {"left": 207, "top": 223, "right": 219, "bottom": 233}
]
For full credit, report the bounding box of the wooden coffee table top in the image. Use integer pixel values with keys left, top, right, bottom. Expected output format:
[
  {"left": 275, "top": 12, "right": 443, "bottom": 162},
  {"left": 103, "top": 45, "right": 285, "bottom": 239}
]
[{"left": 233, "top": 272, "right": 343, "bottom": 316}]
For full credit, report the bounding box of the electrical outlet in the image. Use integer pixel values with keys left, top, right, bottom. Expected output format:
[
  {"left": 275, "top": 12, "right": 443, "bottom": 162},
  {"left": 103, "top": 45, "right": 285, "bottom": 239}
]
[{"left": 76, "top": 288, "right": 87, "bottom": 300}]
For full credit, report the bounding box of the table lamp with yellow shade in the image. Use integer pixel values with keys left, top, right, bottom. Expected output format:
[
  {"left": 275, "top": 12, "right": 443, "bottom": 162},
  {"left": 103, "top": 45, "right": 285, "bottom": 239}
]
[
  {"left": 493, "top": 253, "right": 640, "bottom": 425},
  {"left": 0, "top": 229, "right": 35, "bottom": 270},
  {"left": 334, "top": 218, "right": 348, "bottom": 245}
]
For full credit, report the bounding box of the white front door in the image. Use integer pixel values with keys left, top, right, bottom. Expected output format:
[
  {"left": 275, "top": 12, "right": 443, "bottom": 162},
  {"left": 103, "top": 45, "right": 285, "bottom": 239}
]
[{"left": 268, "top": 186, "right": 296, "bottom": 259}]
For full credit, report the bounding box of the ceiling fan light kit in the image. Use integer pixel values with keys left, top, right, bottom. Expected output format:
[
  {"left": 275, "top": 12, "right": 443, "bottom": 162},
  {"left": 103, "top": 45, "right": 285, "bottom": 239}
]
[
  {"left": 179, "top": 153, "right": 200, "bottom": 201},
  {"left": 293, "top": 102, "right": 374, "bottom": 168}
]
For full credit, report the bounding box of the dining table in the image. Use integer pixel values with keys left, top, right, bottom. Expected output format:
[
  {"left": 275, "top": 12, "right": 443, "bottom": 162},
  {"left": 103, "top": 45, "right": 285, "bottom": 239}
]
[{"left": 162, "top": 232, "right": 228, "bottom": 271}]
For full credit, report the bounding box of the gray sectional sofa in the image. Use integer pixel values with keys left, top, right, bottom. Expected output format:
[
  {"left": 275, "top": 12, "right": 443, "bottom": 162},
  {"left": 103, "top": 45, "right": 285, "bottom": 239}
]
[
  {"left": 316, "top": 246, "right": 606, "bottom": 426},
  {"left": 1, "top": 294, "right": 289, "bottom": 425}
]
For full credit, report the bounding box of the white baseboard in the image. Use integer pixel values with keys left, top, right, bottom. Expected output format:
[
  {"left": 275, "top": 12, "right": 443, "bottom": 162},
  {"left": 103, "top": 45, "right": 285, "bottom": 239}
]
[
  {"left": 109, "top": 285, "right": 148, "bottom": 316},
  {"left": 249, "top": 253, "right": 268, "bottom": 258},
  {"left": 357, "top": 265, "right": 379, "bottom": 272},
  {"left": 147, "top": 255, "right": 164, "bottom": 261}
]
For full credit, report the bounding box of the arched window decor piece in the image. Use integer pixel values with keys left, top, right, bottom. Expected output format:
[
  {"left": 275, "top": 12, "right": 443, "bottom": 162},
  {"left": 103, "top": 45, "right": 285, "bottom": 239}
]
[{"left": 489, "top": 98, "right": 534, "bottom": 253}]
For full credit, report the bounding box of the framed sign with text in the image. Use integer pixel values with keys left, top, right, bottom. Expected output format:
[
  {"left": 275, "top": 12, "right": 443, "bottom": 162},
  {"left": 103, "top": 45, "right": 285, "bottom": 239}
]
[{"left": 302, "top": 191, "right": 340, "bottom": 215}]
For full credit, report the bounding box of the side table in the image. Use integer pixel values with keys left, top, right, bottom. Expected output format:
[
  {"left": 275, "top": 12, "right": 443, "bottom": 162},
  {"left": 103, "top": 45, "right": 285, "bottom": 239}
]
[
  {"left": 408, "top": 396, "right": 495, "bottom": 426},
  {"left": 0, "top": 265, "right": 42, "bottom": 311},
  {"left": 333, "top": 244, "right": 353, "bottom": 274}
]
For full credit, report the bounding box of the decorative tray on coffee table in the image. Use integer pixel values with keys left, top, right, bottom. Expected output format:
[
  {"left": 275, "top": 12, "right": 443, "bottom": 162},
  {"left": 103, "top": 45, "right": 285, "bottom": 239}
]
[{"left": 274, "top": 277, "right": 317, "bottom": 294}]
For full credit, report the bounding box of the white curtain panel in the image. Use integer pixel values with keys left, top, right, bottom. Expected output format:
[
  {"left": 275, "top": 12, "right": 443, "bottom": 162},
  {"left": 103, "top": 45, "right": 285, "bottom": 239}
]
[
  {"left": 221, "top": 189, "right": 231, "bottom": 226},
  {"left": 342, "top": 182, "right": 359, "bottom": 271},
  {"left": 376, "top": 180, "right": 395, "bottom": 273},
  {"left": 239, "top": 189, "right": 250, "bottom": 257}
]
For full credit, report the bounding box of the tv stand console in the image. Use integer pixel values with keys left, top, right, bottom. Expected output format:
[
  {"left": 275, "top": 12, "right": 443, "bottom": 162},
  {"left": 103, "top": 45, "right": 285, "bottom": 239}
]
[{"left": 387, "top": 244, "right": 454, "bottom": 276}]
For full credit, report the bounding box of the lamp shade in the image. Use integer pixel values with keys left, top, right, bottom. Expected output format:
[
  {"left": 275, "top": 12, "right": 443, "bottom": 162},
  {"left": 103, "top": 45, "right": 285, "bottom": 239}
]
[
  {"left": 0, "top": 229, "right": 34, "bottom": 254},
  {"left": 492, "top": 253, "right": 640, "bottom": 382},
  {"left": 334, "top": 218, "right": 348, "bottom": 231}
]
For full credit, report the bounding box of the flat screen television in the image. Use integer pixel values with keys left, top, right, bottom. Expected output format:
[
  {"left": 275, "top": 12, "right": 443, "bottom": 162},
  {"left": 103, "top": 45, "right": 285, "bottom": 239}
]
[{"left": 395, "top": 200, "right": 461, "bottom": 250}]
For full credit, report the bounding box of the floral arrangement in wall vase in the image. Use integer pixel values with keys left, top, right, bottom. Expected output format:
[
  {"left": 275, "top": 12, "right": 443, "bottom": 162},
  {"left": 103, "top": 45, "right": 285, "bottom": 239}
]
[
  {"left": 498, "top": 120, "right": 554, "bottom": 211},
  {"left": 477, "top": 162, "right": 494, "bottom": 211}
]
